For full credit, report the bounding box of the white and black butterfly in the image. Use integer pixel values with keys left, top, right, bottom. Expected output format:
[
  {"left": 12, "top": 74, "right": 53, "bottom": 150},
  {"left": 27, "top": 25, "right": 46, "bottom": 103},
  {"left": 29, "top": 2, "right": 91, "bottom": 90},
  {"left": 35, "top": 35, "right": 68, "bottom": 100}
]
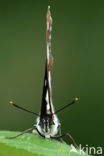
[{"left": 7, "top": 6, "right": 78, "bottom": 148}]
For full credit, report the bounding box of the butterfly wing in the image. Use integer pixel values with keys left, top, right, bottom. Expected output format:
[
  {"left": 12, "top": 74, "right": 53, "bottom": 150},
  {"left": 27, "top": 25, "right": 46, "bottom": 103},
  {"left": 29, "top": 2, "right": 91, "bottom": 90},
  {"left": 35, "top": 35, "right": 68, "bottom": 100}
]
[{"left": 40, "top": 6, "right": 54, "bottom": 118}]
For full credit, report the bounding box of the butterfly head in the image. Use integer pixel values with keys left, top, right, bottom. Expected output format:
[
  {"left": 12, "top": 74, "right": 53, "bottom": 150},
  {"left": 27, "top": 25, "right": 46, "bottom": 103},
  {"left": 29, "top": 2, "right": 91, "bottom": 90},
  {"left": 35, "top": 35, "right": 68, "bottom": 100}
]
[{"left": 39, "top": 114, "right": 54, "bottom": 133}]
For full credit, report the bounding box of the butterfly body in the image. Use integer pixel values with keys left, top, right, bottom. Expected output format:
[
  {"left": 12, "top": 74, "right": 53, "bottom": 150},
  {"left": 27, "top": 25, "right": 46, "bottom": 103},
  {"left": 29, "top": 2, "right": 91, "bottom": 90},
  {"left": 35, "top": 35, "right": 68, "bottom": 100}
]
[
  {"left": 8, "top": 6, "right": 78, "bottom": 149},
  {"left": 36, "top": 113, "right": 59, "bottom": 138},
  {"left": 35, "top": 6, "right": 60, "bottom": 138}
]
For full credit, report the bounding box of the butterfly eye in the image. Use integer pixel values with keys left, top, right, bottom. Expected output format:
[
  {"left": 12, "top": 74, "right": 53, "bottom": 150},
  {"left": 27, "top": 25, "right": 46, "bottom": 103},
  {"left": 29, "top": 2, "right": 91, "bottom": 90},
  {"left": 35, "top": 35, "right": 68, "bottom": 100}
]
[{"left": 42, "top": 119, "right": 45, "bottom": 123}]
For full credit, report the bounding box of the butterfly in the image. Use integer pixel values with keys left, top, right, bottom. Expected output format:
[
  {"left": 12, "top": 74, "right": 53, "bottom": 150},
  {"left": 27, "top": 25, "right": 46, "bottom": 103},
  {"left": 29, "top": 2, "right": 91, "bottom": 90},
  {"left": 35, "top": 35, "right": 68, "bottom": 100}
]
[{"left": 7, "top": 6, "right": 78, "bottom": 148}]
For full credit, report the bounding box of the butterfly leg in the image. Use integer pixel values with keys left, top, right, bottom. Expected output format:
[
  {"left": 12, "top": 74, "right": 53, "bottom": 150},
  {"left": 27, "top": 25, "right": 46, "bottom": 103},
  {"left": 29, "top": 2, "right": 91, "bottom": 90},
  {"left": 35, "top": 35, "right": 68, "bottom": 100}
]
[
  {"left": 58, "top": 125, "right": 66, "bottom": 144},
  {"left": 34, "top": 126, "right": 45, "bottom": 138},
  {"left": 51, "top": 133, "right": 79, "bottom": 149},
  {"left": 6, "top": 127, "right": 35, "bottom": 139}
]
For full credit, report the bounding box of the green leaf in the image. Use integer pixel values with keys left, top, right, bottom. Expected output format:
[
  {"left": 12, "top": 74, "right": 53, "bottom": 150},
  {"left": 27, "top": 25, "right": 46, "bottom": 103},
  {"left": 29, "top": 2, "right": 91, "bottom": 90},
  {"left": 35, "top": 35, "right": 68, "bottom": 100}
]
[{"left": 0, "top": 131, "right": 89, "bottom": 156}]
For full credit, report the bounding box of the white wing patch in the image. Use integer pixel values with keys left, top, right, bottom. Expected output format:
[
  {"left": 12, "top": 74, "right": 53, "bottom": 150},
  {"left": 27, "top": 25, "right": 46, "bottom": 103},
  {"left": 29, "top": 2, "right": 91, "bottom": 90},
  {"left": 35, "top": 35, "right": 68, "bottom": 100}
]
[{"left": 45, "top": 89, "right": 51, "bottom": 114}]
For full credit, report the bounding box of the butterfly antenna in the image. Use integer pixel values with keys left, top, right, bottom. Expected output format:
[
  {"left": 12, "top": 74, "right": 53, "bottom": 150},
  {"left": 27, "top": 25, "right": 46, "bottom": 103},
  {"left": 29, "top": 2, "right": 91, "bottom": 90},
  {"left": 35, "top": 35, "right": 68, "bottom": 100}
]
[
  {"left": 54, "top": 98, "right": 78, "bottom": 114},
  {"left": 9, "top": 101, "right": 38, "bottom": 116}
]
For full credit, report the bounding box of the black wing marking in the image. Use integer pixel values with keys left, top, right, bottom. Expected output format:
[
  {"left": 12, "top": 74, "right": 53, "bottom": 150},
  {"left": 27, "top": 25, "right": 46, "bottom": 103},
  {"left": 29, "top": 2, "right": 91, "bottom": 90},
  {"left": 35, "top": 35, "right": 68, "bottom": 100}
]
[{"left": 40, "top": 61, "right": 49, "bottom": 117}]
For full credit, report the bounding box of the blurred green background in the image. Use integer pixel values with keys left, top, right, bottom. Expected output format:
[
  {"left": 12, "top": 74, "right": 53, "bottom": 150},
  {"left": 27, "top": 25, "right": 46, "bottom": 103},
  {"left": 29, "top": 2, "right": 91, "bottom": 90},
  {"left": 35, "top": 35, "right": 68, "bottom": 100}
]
[{"left": 0, "top": 0, "right": 104, "bottom": 155}]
